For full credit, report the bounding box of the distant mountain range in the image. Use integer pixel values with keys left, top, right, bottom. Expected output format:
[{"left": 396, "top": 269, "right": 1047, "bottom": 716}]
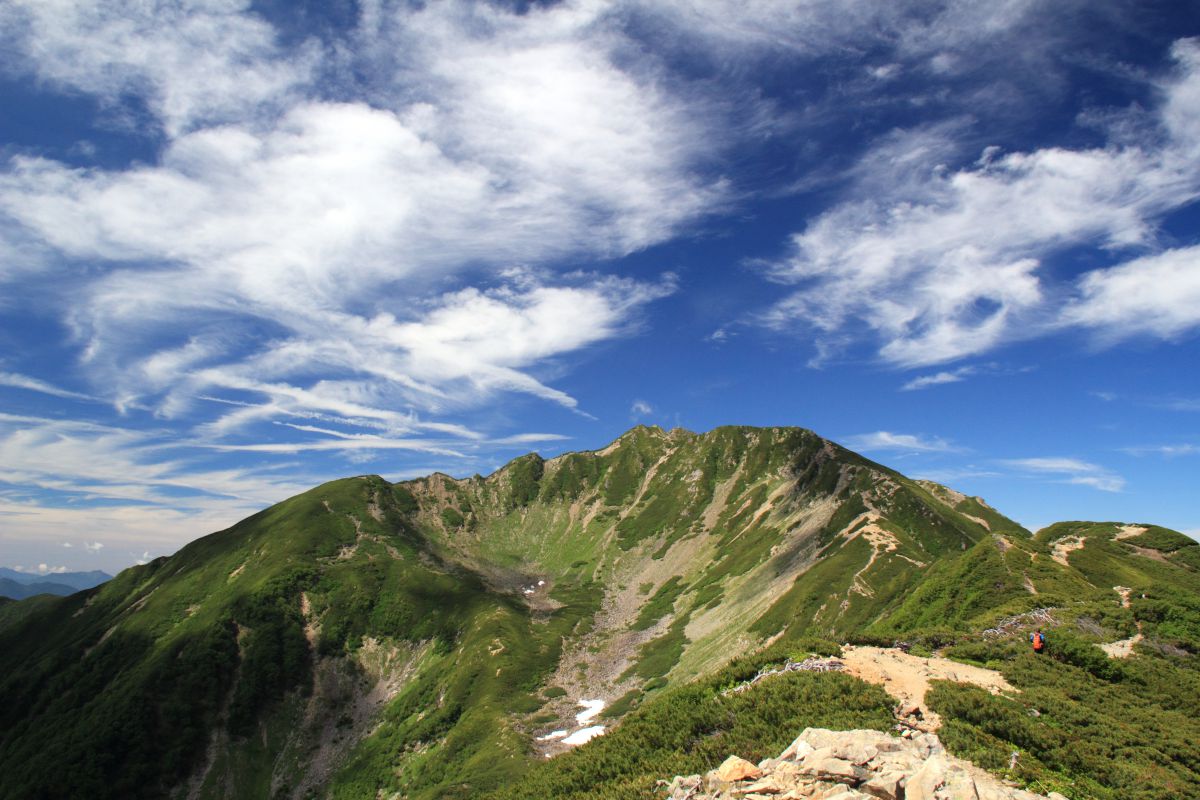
[
  {"left": 0, "top": 425, "right": 1196, "bottom": 800},
  {"left": 0, "top": 568, "right": 111, "bottom": 599}
]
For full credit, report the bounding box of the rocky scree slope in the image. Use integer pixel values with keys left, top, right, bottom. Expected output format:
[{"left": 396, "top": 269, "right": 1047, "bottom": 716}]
[{"left": 663, "top": 727, "right": 1066, "bottom": 800}]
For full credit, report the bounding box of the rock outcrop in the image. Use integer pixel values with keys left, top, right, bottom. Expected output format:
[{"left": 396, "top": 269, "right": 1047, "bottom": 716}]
[{"left": 660, "top": 728, "right": 1066, "bottom": 800}]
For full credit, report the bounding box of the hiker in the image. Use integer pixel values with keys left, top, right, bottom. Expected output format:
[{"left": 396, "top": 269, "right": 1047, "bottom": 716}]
[{"left": 1030, "top": 629, "right": 1046, "bottom": 654}]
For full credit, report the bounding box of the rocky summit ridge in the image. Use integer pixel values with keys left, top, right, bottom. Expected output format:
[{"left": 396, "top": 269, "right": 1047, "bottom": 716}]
[{"left": 663, "top": 727, "right": 1067, "bottom": 800}]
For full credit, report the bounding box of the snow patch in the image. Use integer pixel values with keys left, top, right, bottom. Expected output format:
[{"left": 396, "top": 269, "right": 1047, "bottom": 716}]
[
  {"left": 575, "top": 699, "right": 605, "bottom": 724},
  {"left": 536, "top": 730, "right": 568, "bottom": 741},
  {"left": 562, "top": 726, "right": 605, "bottom": 745}
]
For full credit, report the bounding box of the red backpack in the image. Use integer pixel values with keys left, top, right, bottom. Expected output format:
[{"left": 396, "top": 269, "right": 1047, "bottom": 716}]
[{"left": 1032, "top": 632, "right": 1045, "bottom": 650}]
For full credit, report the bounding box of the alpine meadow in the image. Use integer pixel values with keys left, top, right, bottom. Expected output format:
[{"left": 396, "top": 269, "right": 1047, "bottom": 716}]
[{"left": 2, "top": 426, "right": 1197, "bottom": 799}]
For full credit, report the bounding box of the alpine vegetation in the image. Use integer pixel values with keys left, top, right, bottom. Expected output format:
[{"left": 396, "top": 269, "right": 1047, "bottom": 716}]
[{"left": 0, "top": 427, "right": 1196, "bottom": 800}]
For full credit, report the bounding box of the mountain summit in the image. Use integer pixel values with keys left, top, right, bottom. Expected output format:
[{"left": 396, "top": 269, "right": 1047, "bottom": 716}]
[{"left": 0, "top": 425, "right": 1196, "bottom": 799}]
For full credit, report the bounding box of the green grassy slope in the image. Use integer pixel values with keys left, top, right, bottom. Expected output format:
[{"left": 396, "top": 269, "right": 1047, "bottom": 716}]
[
  {"left": 0, "top": 476, "right": 597, "bottom": 800},
  {"left": 0, "top": 426, "right": 1195, "bottom": 800},
  {"left": 921, "top": 521, "right": 1200, "bottom": 798}
]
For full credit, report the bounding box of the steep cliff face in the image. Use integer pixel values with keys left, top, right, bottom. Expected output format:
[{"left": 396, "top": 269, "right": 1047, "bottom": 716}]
[{"left": 0, "top": 426, "right": 1195, "bottom": 800}]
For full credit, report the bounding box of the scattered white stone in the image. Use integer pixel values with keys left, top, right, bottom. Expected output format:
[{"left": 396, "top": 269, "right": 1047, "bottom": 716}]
[
  {"left": 562, "top": 725, "right": 605, "bottom": 745},
  {"left": 538, "top": 580, "right": 545, "bottom": 586},
  {"left": 523, "top": 588, "right": 534, "bottom": 595}
]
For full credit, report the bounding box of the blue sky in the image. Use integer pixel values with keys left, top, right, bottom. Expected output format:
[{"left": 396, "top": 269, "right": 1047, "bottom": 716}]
[{"left": 1, "top": 0, "right": 1198, "bottom": 575}]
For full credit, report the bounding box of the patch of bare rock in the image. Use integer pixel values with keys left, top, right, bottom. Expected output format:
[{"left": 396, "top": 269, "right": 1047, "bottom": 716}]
[{"left": 661, "top": 728, "right": 1067, "bottom": 800}]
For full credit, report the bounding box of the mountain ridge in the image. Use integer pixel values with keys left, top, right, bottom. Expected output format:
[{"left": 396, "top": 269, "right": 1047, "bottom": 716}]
[
  {"left": 0, "top": 567, "right": 112, "bottom": 599},
  {"left": 0, "top": 424, "right": 1196, "bottom": 800}
]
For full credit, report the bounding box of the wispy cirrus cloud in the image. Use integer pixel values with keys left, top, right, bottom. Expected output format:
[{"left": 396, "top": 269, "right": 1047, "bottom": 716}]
[
  {"left": 0, "top": 1, "right": 1193, "bottom": 574},
  {"left": 0, "top": 412, "right": 313, "bottom": 508},
  {"left": 0, "top": 0, "right": 726, "bottom": 571},
  {"left": 0, "top": 1, "right": 712, "bottom": 431},
  {"left": 1002, "top": 457, "right": 1126, "bottom": 492},
  {"left": 762, "top": 38, "right": 1200, "bottom": 366},
  {"left": 0, "top": 0, "right": 316, "bottom": 135},
  {"left": 1121, "top": 444, "right": 1200, "bottom": 457},
  {"left": 900, "top": 366, "right": 976, "bottom": 391},
  {"left": 842, "top": 431, "right": 961, "bottom": 453},
  {"left": 1161, "top": 398, "right": 1200, "bottom": 412},
  {"left": 630, "top": 399, "right": 654, "bottom": 419},
  {"left": 0, "top": 371, "right": 96, "bottom": 401}
]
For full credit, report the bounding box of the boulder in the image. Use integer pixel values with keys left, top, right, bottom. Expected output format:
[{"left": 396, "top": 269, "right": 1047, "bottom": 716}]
[
  {"left": 939, "top": 765, "right": 980, "bottom": 799},
  {"left": 738, "top": 775, "right": 787, "bottom": 795},
  {"left": 903, "top": 754, "right": 948, "bottom": 800},
  {"left": 911, "top": 733, "right": 944, "bottom": 759},
  {"left": 816, "top": 790, "right": 872, "bottom": 800},
  {"left": 663, "top": 774, "right": 703, "bottom": 799},
  {"left": 798, "top": 751, "right": 868, "bottom": 784},
  {"left": 860, "top": 771, "right": 905, "bottom": 800},
  {"left": 780, "top": 735, "right": 816, "bottom": 762},
  {"left": 835, "top": 741, "right": 879, "bottom": 766},
  {"left": 718, "top": 755, "right": 764, "bottom": 782}
]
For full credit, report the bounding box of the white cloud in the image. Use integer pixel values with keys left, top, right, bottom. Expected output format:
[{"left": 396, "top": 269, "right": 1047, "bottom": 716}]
[
  {"left": 632, "top": 0, "right": 1044, "bottom": 63},
  {"left": 8, "top": 564, "right": 70, "bottom": 575},
  {"left": 489, "top": 433, "right": 572, "bottom": 446},
  {"left": 0, "top": 412, "right": 313, "bottom": 508},
  {"left": 1006, "top": 456, "right": 1099, "bottom": 472},
  {"left": 0, "top": 0, "right": 315, "bottom": 135},
  {"left": 0, "top": 371, "right": 96, "bottom": 400},
  {"left": 630, "top": 399, "right": 654, "bottom": 417},
  {"left": 0, "top": 1, "right": 714, "bottom": 441},
  {"left": 706, "top": 327, "right": 731, "bottom": 343},
  {"left": 900, "top": 366, "right": 976, "bottom": 391},
  {"left": 842, "top": 431, "right": 959, "bottom": 453},
  {"left": 0, "top": 498, "right": 235, "bottom": 559},
  {"left": 912, "top": 467, "right": 1003, "bottom": 483},
  {"left": 1161, "top": 397, "right": 1200, "bottom": 412},
  {"left": 762, "top": 38, "right": 1200, "bottom": 366},
  {"left": 1122, "top": 444, "right": 1200, "bottom": 457},
  {"left": 203, "top": 436, "right": 467, "bottom": 457},
  {"left": 1002, "top": 457, "right": 1125, "bottom": 492},
  {"left": 1060, "top": 245, "right": 1200, "bottom": 339}
]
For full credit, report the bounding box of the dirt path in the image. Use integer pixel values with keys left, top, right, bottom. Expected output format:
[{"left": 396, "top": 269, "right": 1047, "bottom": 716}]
[
  {"left": 840, "top": 646, "right": 1016, "bottom": 731},
  {"left": 1050, "top": 535, "right": 1086, "bottom": 566},
  {"left": 1100, "top": 634, "right": 1142, "bottom": 658},
  {"left": 1101, "top": 586, "right": 1144, "bottom": 658},
  {"left": 1114, "top": 525, "right": 1146, "bottom": 541}
]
